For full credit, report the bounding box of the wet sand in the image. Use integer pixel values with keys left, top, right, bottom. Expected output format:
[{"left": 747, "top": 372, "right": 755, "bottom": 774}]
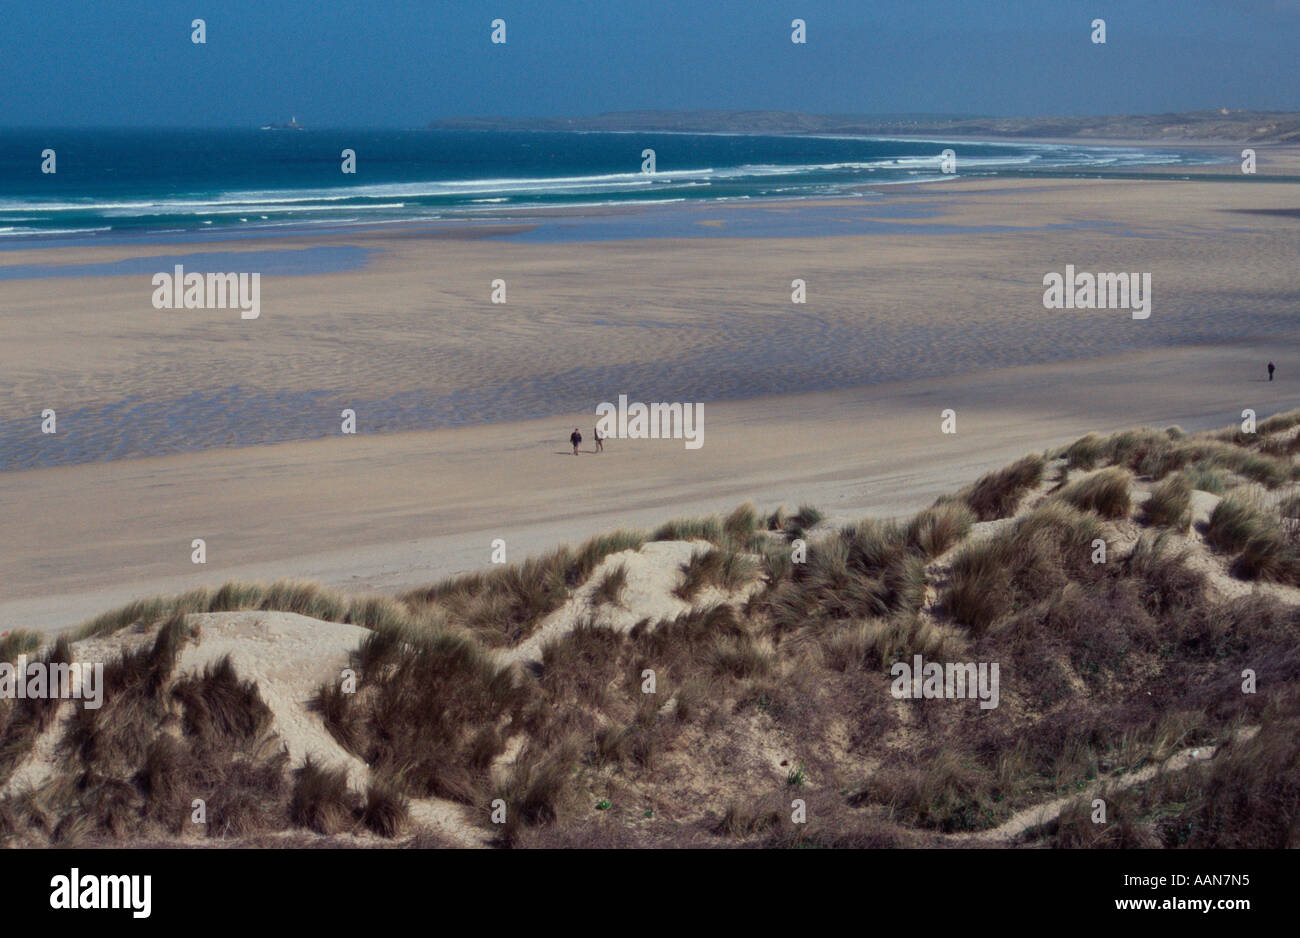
[
  {"left": 2, "top": 151, "right": 1299, "bottom": 632},
  {"left": 3, "top": 171, "right": 1300, "bottom": 471}
]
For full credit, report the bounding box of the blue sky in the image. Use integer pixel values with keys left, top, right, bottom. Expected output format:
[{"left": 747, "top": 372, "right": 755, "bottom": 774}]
[{"left": 2, "top": 0, "right": 1297, "bottom": 127}]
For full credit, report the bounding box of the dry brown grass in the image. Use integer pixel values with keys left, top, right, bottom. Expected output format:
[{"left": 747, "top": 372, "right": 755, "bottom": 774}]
[
  {"left": 947, "top": 501, "right": 1103, "bottom": 633},
  {"left": 0, "top": 617, "right": 295, "bottom": 845},
  {"left": 1047, "top": 696, "right": 1300, "bottom": 848},
  {"left": 402, "top": 530, "right": 645, "bottom": 647},
  {"left": 316, "top": 626, "right": 530, "bottom": 804},
  {"left": 10, "top": 415, "right": 1300, "bottom": 849},
  {"left": 0, "top": 638, "right": 74, "bottom": 787},
  {"left": 758, "top": 517, "right": 928, "bottom": 638},
  {"left": 290, "top": 758, "right": 358, "bottom": 835},
  {"left": 1060, "top": 424, "right": 1294, "bottom": 488},
  {"left": 589, "top": 563, "right": 629, "bottom": 607},
  {"left": 673, "top": 547, "right": 758, "bottom": 600},
  {"left": 1200, "top": 491, "right": 1300, "bottom": 585},
  {"left": 906, "top": 501, "right": 976, "bottom": 558},
  {"left": 1053, "top": 467, "right": 1133, "bottom": 519},
  {"left": 1141, "top": 472, "right": 1193, "bottom": 530},
  {"left": 961, "top": 454, "right": 1046, "bottom": 521}
]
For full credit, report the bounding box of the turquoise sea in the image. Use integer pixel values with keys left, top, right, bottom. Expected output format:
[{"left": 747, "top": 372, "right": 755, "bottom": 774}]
[{"left": 0, "top": 128, "right": 1225, "bottom": 246}]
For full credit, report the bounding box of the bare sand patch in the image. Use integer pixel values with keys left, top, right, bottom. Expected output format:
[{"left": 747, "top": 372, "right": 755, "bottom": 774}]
[
  {"left": 176, "top": 611, "right": 369, "bottom": 785},
  {"left": 502, "top": 539, "right": 761, "bottom": 667}
]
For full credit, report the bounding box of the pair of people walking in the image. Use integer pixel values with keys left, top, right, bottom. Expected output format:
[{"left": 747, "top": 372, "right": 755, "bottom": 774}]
[{"left": 570, "top": 427, "right": 603, "bottom": 455}]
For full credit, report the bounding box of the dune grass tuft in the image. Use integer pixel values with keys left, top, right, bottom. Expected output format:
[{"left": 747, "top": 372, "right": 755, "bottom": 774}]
[
  {"left": 947, "top": 501, "right": 1103, "bottom": 633},
  {"left": 361, "top": 779, "right": 409, "bottom": 838},
  {"left": 0, "top": 630, "right": 41, "bottom": 663},
  {"left": 290, "top": 758, "right": 358, "bottom": 835},
  {"left": 1205, "top": 494, "right": 1274, "bottom": 555},
  {"left": 1063, "top": 432, "right": 1107, "bottom": 470},
  {"left": 906, "top": 501, "right": 976, "bottom": 558},
  {"left": 1054, "top": 466, "right": 1132, "bottom": 519},
  {"left": 589, "top": 563, "right": 629, "bottom": 607},
  {"left": 317, "top": 625, "right": 530, "bottom": 805},
  {"left": 673, "top": 548, "right": 758, "bottom": 600},
  {"left": 963, "top": 455, "right": 1045, "bottom": 521},
  {"left": 403, "top": 530, "right": 644, "bottom": 646},
  {"left": 1141, "top": 473, "right": 1192, "bottom": 530}
]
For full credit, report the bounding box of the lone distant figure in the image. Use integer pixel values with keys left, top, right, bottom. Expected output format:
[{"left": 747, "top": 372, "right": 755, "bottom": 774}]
[
  {"left": 570, "top": 428, "right": 582, "bottom": 455},
  {"left": 1268, "top": 361, "right": 1275, "bottom": 381},
  {"left": 593, "top": 426, "right": 604, "bottom": 453}
]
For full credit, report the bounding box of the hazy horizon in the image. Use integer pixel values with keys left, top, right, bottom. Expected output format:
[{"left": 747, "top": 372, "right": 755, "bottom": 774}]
[{"left": 7, "top": 108, "right": 1299, "bottom": 134}]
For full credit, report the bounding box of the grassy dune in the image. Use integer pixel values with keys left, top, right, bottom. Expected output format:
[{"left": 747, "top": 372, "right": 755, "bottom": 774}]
[{"left": 3, "top": 413, "right": 1300, "bottom": 848}]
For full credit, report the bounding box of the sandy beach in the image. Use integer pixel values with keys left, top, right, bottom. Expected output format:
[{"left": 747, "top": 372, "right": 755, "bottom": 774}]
[
  {"left": 3, "top": 150, "right": 1299, "bottom": 633},
  {"left": 9, "top": 0, "right": 1300, "bottom": 886},
  {"left": 7, "top": 0, "right": 1300, "bottom": 870}
]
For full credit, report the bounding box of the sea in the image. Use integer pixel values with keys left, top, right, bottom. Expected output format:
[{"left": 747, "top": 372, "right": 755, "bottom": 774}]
[{"left": 0, "top": 128, "right": 1226, "bottom": 246}]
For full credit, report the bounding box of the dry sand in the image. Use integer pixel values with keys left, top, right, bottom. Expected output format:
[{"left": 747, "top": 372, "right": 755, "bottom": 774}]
[
  {"left": 4, "top": 339, "right": 1298, "bottom": 634},
  {"left": 2, "top": 157, "right": 1299, "bottom": 633},
  {"left": 500, "top": 539, "right": 763, "bottom": 668}
]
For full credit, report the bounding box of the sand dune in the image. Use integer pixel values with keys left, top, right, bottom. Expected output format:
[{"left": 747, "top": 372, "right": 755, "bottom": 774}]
[{"left": 4, "top": 415, "right": 1299, "bottom": 848}]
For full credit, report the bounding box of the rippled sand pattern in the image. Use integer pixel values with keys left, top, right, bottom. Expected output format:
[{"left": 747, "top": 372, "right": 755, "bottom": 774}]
[{"left": 2, "top": 177, "right": 1297, "bottom": 471}]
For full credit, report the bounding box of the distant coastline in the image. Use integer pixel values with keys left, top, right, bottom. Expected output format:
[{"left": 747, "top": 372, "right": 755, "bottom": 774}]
[{"left": 428, "top": 108, "right": 1300, "bottom": 144}]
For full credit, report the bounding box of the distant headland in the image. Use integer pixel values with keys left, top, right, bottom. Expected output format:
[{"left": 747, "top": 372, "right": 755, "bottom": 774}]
[
  {"left": 260, "top": 116, "right": 307, "bottom": 131},
  {"left": 428, "top": 108, "right": 1300, "bottom": 143}
]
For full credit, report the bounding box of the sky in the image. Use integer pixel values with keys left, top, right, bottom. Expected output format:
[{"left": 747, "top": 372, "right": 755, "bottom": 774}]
[{"left": 2, "top": 0, "right": 1297, "bottom": 127}]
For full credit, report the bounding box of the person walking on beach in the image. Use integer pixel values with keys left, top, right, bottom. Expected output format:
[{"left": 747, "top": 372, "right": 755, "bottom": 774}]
[
  {"left": 593, "top": 426, "right": 604, "bottom": 453},
  {"left": 1268, "top": 361, "right": 1275, "bottom": 381},
  {"left": 570, "top": 428, "right": 582, "bottom": 455}
]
